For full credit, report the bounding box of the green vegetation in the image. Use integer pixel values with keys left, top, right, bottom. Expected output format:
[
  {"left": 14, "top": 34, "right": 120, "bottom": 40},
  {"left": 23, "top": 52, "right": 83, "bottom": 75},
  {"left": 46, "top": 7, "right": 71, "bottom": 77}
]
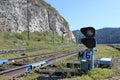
[
  {"left": 88, "top": 68, "right": 115, "bottom": 79},
  {"left": 54, "top": 59, "right": 67, "bottom": 69},
  {"left": 0, "top": 76, "right": 7, "bottom": 80},
  {"left": 65, "top": 75, "right": 93, "bottom": 80},
  {"left": 0, "top": 73, "right": 39, "bottom": 80},
  {"left": 17, "top": 73, "right": 39, "bottom": 80},
  {"left": 0, "top": 31, "right": 74, "bottom": 49},
  {"left": 0, "top": 30, "right": 76, "bottom": 59},
  {"left": 64, "top": 68, "right": 115, "bottom": 80},
  {"left": 94, "top": 45, "right": 120, "bottom": 59}
]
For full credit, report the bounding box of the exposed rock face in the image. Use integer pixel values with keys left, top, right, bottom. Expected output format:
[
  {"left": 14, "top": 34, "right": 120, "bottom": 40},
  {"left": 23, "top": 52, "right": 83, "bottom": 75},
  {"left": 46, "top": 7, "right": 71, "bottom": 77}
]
[{"left": 0, "top": 0, "right": 75, "bottom": 41}]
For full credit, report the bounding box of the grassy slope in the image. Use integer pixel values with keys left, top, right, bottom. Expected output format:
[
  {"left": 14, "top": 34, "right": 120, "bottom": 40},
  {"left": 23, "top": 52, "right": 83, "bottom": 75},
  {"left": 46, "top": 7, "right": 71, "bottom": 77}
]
[
  {"left": 0, "top": 31, "right": 75, "bottom": 59},
  {"left": 0, "top": 31, "right": 74, "bottom": 49}
]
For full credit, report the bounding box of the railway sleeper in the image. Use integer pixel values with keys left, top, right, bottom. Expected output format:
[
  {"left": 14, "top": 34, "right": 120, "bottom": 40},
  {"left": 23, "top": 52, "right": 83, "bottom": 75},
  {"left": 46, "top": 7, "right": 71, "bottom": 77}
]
[
  {"left": 6, "top": 72, "right": 27, "bottom": 80},
  {"left": 35, "top": 68, "right": 78, "bottom": 77}
]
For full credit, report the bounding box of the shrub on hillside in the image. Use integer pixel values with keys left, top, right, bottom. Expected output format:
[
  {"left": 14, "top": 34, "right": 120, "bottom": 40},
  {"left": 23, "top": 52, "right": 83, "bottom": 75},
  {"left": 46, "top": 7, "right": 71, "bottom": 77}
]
[
  {"left": 3, "top": 33, "right": 11, "bottom": 39},
  {"left": 15, "top": 33, "right": 26, "bottom": 40}
]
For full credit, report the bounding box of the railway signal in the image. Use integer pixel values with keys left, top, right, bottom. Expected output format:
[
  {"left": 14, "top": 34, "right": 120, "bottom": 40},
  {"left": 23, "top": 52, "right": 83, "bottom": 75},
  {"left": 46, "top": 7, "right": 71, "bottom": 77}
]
[
  {"left": 78, "top": 27, "right": 112, "bottom": 72},
  {"left": 80, "top": 27, "right": 96, "bottom": 49},
  {"left": 78, "top": 27, "right": 96, "bottom": 71}
]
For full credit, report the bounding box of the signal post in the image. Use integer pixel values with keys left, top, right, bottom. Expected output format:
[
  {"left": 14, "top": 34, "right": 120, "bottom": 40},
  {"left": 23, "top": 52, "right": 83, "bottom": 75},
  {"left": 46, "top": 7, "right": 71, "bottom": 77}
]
[{"left": 78, "top": 27, "right": 96, "bottom": 71}]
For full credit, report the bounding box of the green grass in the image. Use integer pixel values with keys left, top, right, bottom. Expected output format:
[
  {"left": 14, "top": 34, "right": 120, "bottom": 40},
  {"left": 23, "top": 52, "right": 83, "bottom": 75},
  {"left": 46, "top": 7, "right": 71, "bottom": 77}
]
[
  {"left": 64, "top": 68, "right": 115, "bottom": 80},
  {"left": 0, "top": 31, "right": 76, "bottom": 59},
  {"left": 88, "top": 68, "right": 115, "bottom": 80},
  {"left": 94, "top": 45, "right": 120, "bottom": 59},
  {"left": 53, "top": 59, "right": 67, "bottom": 69},
  {"left": 0, "top": 76, "right": 7, "bottom": 80},
  {"left": 17, "top": 73, "right": 39, "bottom": 80},
  {"left": 0, "top": 31, "right": 75, "bottom": 49},
  {"left": 1, "top": 68, "right": 115, "bottom": 80}
]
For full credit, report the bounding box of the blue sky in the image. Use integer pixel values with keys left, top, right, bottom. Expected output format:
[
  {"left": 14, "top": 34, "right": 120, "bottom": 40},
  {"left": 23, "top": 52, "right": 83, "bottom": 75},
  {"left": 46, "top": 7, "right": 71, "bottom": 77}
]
[{"left": 45, "top": 0, "right": 120, "bottom": 31}]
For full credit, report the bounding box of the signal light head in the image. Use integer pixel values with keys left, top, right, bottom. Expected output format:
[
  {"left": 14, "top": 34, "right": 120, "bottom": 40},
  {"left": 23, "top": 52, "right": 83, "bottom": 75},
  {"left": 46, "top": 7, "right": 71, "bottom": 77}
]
[
  {"left": 80, "top": 27, "right": 96, "bottom": 49},
  {"left": 81, "top": 27, "right": 95, "bottom": 37}
]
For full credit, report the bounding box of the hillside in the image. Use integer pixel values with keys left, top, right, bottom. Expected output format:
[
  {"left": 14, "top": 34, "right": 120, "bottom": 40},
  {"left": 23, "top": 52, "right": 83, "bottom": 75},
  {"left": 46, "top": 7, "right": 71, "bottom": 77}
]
[
  {"left": 73, "top": 28, "right": 120, "bottom": 44},
  {"left": 96, "top": 28, "right": 120, "bottom": 44},
  {"left": 0, "top": 0, "right": 75, "bottom": 41},
  {"left": 0, "top": 0, "right": 76, "bottom": 49}
]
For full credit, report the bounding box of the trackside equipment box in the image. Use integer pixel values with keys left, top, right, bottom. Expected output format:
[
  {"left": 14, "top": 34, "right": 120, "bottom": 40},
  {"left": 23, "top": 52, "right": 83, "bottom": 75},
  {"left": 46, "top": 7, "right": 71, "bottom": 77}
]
[{"left": 96, "top": 58, "right": 112, "bottom": 68}]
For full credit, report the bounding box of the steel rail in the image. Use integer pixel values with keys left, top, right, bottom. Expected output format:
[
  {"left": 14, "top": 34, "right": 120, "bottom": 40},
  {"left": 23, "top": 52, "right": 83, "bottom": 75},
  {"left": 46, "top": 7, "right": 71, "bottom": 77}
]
[
  {"left": 0, "top": 48, "right": 47, "bottom": 54},
  {"left": 108, "top": 45, "right": 120, "bottom": 51},
  {"left": 0, "top": 45, "right": 78, "bottom": 54},
  {"left": 8, "top": 50, "right": 66, "bottom": 63}
]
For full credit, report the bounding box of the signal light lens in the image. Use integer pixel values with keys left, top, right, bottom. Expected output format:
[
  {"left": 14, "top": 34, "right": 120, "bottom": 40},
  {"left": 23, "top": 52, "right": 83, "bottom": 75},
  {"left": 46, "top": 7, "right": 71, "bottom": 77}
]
[
  {"left": 81, "top": 27, "right": 95, "bottom": 37},
  {"left": 81, "top": 38, "right": 96, "bottom": 48}
]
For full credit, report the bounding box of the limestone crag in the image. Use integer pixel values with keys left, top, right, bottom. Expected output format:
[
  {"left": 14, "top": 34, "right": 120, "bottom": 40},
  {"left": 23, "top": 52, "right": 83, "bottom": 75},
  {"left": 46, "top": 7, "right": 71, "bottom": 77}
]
[{"left": 0, "top": 0, "right": 75, "bottom": 41}]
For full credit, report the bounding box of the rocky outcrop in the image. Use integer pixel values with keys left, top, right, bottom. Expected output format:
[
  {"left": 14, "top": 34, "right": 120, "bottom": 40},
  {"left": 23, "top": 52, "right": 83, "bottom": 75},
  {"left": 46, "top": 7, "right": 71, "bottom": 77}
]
[{"left": 0, "top": 0, "right": 75, "bottom": 41}]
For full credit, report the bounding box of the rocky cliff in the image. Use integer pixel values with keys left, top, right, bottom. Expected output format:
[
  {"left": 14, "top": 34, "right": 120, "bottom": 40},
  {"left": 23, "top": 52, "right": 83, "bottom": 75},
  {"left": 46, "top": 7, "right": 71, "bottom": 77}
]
[{"left": 0, "top": 0, "right": 75, "bottom": 41}]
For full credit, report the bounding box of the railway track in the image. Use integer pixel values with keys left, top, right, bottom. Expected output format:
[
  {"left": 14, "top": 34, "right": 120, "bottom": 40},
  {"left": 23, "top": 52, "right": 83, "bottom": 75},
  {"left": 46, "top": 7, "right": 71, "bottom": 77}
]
[
  {"left": 8, "top": 50, "right": 66, "bottom": 63},
  {"left": 0, "top": 50, "right": 79, "bottom": 79},
  {"left": 0, "top": 50, "right": 68, "bottom": 72},
  {"left": 0, "top": 46, "right": 80, "bottom": 65},
  {"left": 0, "top": 45, "right": 78, "bottom": 54},
  {"left": 108, "top": 45, "right": 120, "bottom": 51},
  {"left": 0, "top": 47, "right": 47, "bottom": 54}
]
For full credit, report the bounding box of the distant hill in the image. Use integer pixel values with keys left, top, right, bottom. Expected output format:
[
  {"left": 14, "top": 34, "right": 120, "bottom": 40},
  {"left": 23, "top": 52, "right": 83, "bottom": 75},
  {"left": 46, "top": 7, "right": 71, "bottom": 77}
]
[
  {"left": 72, "top": 28, "right": 120, "bottom": 44},
  {"left": 72, "top": 30, "right": 83, "bottom": 44}
]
